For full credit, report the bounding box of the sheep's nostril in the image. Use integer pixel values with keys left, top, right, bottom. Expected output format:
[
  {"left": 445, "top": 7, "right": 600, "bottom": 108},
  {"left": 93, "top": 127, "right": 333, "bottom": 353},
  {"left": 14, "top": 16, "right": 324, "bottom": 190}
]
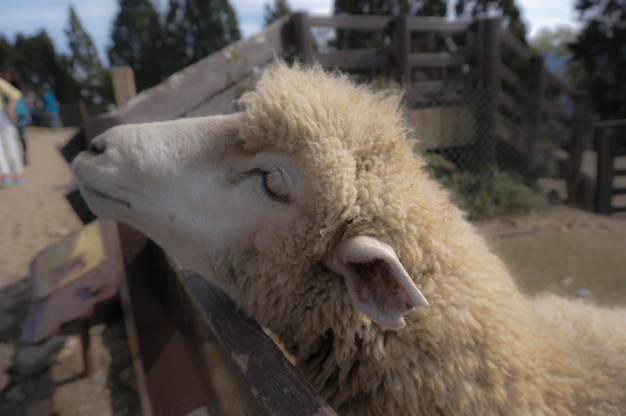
[{"left": 87, "top": 139, "right": 105, "bottom": 155}]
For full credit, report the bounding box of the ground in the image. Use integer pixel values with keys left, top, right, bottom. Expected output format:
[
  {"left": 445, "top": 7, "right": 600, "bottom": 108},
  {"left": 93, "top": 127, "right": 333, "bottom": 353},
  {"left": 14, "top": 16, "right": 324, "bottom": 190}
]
[
  {"left": 477, "top": 208, "right": 626, "bottom": 306},
  {"left": 0, "top": 128, "right": 625, "bottom": 415}
]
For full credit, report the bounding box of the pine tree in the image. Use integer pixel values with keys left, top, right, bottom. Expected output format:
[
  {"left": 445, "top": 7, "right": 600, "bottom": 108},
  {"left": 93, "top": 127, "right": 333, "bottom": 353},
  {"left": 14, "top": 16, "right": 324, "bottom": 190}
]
[
  {"left": 11, "top": 30, "right": 80, "bottom": 102},
  {"left": 162, "top": 0, "right": 191, "bottom": 75},
  {"left": 570, "top": 0, "right": 626, "bottom": 119},
  {"left": 333, "top": 0, "right": 447, "bottom": 49},
  {"left": 183, "top": 0, "right": 241, "bottom": 64},
  {"left": 65, "top": 6, "right": 105, "bottom": 103},
  {"left": 531, "top": 27, "right": 582, "bottom": 85},
  {"left": 264, "top": 0, "right": 292, "bottom": 26},
  {"left": 161, "top": 0, "right": 241, "bottom": 76},
  {"left": 108, "top": 0, "right": 164, "bottom": 91},
  {"left": 0, "top": 35, "right": 14, "bottom": 65},
  {"left": 454, "top": 0, "right": 527, "bottom": 42}
]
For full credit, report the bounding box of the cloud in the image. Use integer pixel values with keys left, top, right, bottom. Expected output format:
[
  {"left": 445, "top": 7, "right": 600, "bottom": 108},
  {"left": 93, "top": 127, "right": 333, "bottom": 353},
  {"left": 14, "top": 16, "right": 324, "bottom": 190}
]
[{"left": 516, "top": 0, "right": 580, "bottom": 36}]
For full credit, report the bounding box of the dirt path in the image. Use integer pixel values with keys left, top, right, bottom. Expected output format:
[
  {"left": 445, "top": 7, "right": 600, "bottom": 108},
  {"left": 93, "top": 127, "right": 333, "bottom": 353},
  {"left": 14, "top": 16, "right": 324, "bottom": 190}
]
[
  {"left": 478, "top": 206, "right": 626, "bottom": 306},
  {"left": 0, "top": 128, "right": 140, "bottom": 416}
]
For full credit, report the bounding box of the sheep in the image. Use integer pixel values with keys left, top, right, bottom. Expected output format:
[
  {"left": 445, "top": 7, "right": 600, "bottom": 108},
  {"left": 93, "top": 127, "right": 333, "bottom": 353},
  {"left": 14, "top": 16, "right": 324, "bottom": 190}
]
[{"left": 71, "top": 62, "right": 626, "bottom": 415}]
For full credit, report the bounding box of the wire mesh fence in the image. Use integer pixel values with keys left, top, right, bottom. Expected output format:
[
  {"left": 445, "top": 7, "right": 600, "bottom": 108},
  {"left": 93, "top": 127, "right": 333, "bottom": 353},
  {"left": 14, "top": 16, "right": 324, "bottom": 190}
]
[{"left": 402, "top": 81, "right": 575, "bottom": 220}]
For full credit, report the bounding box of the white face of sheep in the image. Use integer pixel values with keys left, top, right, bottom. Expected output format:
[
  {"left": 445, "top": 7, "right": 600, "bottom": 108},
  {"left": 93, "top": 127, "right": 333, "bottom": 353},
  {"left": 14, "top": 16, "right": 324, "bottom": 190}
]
[{"left": 71, "top": 114, "right": 427, "bottom": 330}]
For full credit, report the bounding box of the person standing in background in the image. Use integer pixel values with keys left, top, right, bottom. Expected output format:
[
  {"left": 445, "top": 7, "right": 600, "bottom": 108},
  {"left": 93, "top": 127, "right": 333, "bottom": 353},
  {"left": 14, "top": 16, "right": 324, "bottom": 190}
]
[
  {"left": 24, "top": 89, "right": 43, "bottom": 127},
  {"left": 6, "top": 72, "right": 31, "bottom": 165},
  {"left": 0, "top": 66, "right": 24, "bottom": 186},
  {"left": 43, "top": 84, "right": 63, "bottom": 128}
]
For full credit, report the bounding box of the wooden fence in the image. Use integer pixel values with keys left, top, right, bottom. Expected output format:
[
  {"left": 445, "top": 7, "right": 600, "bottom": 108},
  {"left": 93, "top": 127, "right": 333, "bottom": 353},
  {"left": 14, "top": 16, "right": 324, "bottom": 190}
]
[
  {"left": 595, "top": 120, "right": 626, "bottom": 215},
  {"left": 290, "top": 13, "right": 586, "bottom": 182},
  {"left": 61, "top": 12, "right": 593, "bottom": 415}
]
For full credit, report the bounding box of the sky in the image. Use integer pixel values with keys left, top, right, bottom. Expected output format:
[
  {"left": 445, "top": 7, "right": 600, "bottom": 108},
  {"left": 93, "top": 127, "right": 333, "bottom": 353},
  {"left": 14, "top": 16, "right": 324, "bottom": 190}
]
[{"left": 0, "top": 0, "right": 580, "bottom": 64}]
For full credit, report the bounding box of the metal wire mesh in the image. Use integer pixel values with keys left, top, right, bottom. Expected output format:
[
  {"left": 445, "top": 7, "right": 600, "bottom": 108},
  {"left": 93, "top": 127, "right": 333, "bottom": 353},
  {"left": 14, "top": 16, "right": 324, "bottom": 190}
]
[{"left": 403, "top": 81, "right": 575, "bottom": 219}]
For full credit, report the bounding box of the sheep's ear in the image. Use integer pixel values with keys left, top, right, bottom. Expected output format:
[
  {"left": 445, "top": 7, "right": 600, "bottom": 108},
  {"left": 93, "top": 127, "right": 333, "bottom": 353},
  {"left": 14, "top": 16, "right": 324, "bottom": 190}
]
[{"left": 324, "top": 236, "right": 428, "bottom": 329}]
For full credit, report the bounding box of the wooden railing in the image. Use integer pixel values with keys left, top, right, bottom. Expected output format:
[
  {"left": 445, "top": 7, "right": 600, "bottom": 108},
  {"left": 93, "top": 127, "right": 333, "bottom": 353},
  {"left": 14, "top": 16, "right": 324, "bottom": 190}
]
[
  {"left": 61, "top": 12, "right": 594, "bottom": 415},
  {"left": 289, "top": 13, "right": 587, "bottom": 185},
  {"left": 117, "top": 232, "right": 337, "bottom": 416},
  {"left": 62, "top": 16, "right": 338, "bottom": 416},
  {"left": 595, "top": 120, "right": 626, "bottom": 215}
]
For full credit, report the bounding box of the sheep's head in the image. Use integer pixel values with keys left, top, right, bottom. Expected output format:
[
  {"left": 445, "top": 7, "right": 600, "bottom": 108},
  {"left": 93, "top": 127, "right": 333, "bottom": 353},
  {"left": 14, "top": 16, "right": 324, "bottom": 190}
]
[{"left": 72, "top": 63, "right": 432, "bottom": 339}]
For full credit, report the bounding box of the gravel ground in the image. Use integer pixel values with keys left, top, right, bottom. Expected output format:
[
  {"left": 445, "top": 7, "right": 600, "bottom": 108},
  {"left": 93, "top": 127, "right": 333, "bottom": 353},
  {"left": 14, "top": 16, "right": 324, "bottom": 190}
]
[{"left": 0, "top": 128, "right": 140, "bottom": 416}]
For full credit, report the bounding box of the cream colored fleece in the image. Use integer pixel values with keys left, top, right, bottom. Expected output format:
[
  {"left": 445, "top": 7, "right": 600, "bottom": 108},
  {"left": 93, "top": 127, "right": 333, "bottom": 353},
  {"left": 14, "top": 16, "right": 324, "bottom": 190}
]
[{"left": 223, "top": 63, "right": 626, "bottom": 415}]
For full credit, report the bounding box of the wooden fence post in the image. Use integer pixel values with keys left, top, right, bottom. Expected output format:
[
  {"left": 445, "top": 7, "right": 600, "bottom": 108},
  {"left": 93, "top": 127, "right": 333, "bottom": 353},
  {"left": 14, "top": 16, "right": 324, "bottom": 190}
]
[
  {"left": 111, "top": 66, "right": 137, "bottom": 107},
  {"left": 478, "top": 17, "right": 502, "bottom": 170},
  {"left": 595, "top": 126, "right": 614, "bottom": 215},
  {"left": 567, "top": 92, "right": 590, "bottom": 195},
  {"left": 394, "top": 15, "right": 410, "bottom": 83},
  {"left": 527, "top": 55, "right": 544, "bottom": 172},
  {"left": 291, "top": 12, "right": 314, "bottom": 64}
]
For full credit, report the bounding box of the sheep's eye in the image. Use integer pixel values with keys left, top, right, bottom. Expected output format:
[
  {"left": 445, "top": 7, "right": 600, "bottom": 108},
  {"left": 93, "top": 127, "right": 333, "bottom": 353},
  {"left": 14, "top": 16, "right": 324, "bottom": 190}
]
[{"left": 263, "top": 171, "right": 290, "bottom": 203}]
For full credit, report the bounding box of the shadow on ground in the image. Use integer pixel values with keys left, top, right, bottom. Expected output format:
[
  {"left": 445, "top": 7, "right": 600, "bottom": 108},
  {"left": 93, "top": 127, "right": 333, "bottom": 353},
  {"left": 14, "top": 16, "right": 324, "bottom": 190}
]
[{"left": 0, "top": 277, "right": 141, "bottom": 416}]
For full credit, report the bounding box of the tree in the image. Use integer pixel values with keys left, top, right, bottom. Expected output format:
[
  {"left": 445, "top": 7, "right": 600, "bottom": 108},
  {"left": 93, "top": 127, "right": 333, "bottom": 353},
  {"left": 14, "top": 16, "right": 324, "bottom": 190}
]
[
  {"left": 0, "top": 35, "right": 14, "bottom": 65},
  {"left": 264, "top": 0, "right": 291, "bottom": 26},
  {"left": 10, "top": 30, "right": 80, "bottom": 102},
  {"left": 108, "top": 0, "right": 164, "bottom": 91},
  {"left": 454, "top": 0, "right": 527, "bottom": 42},
  {"left": 333, "top": 0, "right": 447, "bottom": 49},
  {"left": 183, "top": 0, "right": 241, "bottom": 63},
  {"left": 570, "top": 0, "right": 626, "bottom": 119},
  {"left": 161, "top": 0, "right": 241, "bottom": 75},
  {"left": 65, "top": 6, "right": 105, "bottom": 103},
  {"left": 162, "top": 0, "right": 189, "bottom": 76},
  {"left": 530, "top": 26, "right": 582, "bottom": 85}
]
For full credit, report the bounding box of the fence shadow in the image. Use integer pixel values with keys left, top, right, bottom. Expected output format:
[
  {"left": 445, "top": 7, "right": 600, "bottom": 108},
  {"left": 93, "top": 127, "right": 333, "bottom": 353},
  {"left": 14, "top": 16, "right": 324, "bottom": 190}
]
[{"left": 0, "top": 277, "right": 140, "bottom": 415}]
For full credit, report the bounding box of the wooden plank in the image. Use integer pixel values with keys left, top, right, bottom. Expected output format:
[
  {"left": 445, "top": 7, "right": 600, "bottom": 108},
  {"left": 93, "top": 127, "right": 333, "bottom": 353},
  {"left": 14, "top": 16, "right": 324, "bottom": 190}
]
[
  {"left": 119, "top": 276, "right": 154, "bottom": 416},
  {"left": 596, "top": 127, "right": 614, "bottom": 215},
  {"left": 479, "top": 18, "right": 502, "bottom": 168},
  {"left": 22, "top": 220, "right": 124, "bottom": 344},
  {"left": 123, "top": 242, "right": 219, "bottom": 416},
  {"left": 107, "top": 16, "right": 290, "bottom": 126},
  {"left": 316, "top": 49, "right": 391, "bottom": 69},
  {"left": 543, "top": 67, "right": 577, "bottom": 97},
  {"left": 178, "top": 268, "right": 337, "bottom": 416},
  {"left": 500, "top": 65, "right": 526, "bottom": 96},
  {"left": 596, "top": 119, "right": 626, "bottom": 128},
  {"left": 526, "top": 55, "right": 544, "bottom": 171},
  {"left": 309, "top": 15, "right": 393, "bottom": 30},
  {"left": 125, "top": 241, "right": 336, "bottom": 415},
  {"left": 408, "top": 52, "right": 466, "bottom": 68},
  {"left": 395, "top": 15, "right": 410, "bottom": 83},
  {"left": 566, "top": 93, "right": 590, "bottom": 195},
  {"left": 498, "top": 91, "right": 526, "bottom": 121},
  {"left": 292, "top": 12, "right": 314, "bottom": 64},
  {"left": 500, "top": 31, "right": 533, "bottom": 61},
  {"left": 406, "top": 16, "right": 473, "bottom": 33},
  {"left": 183, "top": 77, "right": 243, "bottom": 118},
  {"left": 540, "top": 98, "right": 564, "bottom": 121},
  {"left": 111, "top": 66, "right": 137, "bottom": 107}
]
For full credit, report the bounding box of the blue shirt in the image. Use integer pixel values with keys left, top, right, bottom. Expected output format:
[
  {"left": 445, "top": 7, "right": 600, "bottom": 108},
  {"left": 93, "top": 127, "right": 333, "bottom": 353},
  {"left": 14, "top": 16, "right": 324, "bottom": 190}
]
[{"left": 43, "top": 91, "right": 58, "bottom": 112}]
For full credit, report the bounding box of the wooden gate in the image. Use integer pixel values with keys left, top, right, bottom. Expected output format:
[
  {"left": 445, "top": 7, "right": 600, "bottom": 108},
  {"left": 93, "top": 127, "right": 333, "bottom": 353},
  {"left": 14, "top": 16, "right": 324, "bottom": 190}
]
[{"left": 596, "top": 119, "right": 626, "bottom": 214}]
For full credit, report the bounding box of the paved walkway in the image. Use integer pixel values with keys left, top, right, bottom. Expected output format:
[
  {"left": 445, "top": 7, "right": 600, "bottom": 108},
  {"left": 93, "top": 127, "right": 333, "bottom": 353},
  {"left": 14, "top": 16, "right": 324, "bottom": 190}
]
[
  {"left": 0, "top": 128, "right": 140, "bottom": 416},
  {"left": 0, "top": 128, "right": 83, "bottom": 287}
]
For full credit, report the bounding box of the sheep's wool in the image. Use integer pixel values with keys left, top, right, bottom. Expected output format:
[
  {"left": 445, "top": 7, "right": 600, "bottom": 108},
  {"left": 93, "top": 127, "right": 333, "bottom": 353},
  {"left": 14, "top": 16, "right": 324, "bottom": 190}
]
[{"left": 74, "top": 63, "right": 626, "bottom": 416}]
